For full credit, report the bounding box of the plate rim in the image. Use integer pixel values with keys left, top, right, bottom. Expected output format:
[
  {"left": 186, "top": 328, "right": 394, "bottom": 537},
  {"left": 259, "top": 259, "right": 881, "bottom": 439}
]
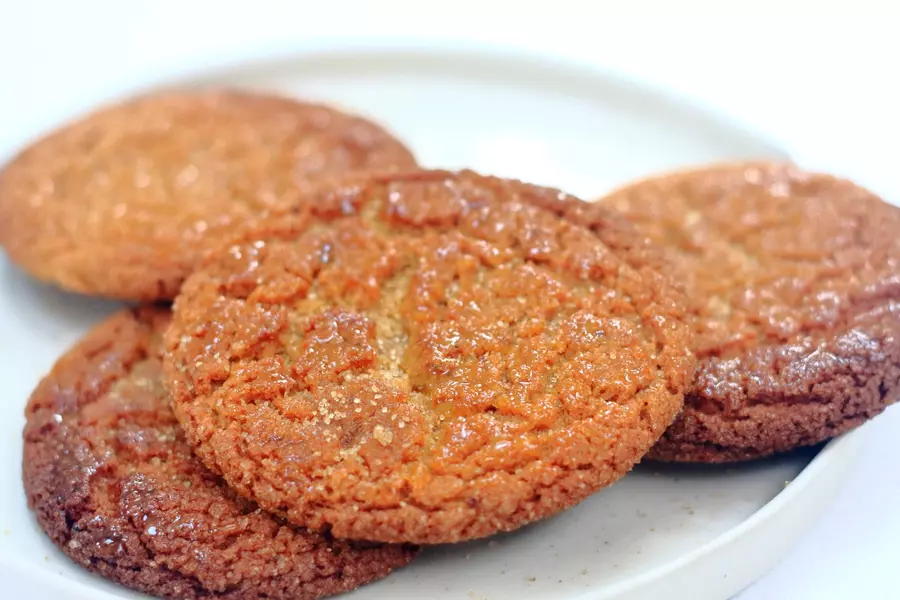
[{"left": 6, "top": 36, "right": 791, "bottom": 161}]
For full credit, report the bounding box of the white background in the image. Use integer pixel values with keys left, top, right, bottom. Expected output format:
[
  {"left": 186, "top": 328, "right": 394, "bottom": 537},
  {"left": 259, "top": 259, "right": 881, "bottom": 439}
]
[{"left": 2, "top": 3, "right": 898, "bottom": 599}]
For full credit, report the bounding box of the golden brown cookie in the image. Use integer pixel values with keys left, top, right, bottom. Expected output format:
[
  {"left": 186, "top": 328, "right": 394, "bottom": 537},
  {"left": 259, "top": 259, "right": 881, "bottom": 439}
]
[
  {"left": 164, "top": 170, "right": 695, "bottom": 544},
  {"left": 598, "top": 162, "right": 900, "bottom": 462},
  {"left": 22, "top": 307, "right": 416, "bottom": 600},
  {"left": 0, "top": 90, "right": 418, "bottom": 301}
]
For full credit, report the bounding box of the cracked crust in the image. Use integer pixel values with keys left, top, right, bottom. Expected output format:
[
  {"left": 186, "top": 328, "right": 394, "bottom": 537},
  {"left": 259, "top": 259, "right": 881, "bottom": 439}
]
[
  {"left": 164, "top": 170, "right": 695, "bottom": 544},
  {"left": 598, "top": 162, "right": 900, "bottom": 462},
  {"left": 0, "top": 89, "right": 417, "bottom": 301},
  {"left": 22, "top": 307, "right": 416, "bottom": 600}
]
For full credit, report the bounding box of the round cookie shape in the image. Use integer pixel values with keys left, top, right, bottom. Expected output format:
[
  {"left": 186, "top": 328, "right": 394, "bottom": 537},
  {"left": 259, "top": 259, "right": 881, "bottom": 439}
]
[
  {"left": 22, "top": 307, "right": 416, "bottom": 600},
  {"left": 599, "top": 162, "right": 900, "bottom": 462},
  {"left": 0, "top": 90, "right": 418, "bottom": 301},
  {"left": 164, "top": 170, "right": 695, "bottom": 544}
]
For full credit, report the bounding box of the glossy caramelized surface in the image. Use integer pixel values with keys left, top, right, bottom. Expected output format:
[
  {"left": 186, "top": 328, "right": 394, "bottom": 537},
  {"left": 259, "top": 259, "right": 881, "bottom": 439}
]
[{"left": 165, "top": 170, "right": 695, "bottom": 544}]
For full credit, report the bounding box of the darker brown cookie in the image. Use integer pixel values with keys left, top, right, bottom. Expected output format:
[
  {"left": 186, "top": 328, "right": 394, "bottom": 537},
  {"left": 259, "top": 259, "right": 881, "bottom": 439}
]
[
  {"left": 0, "top": 90, "right": 418, "bottom": 301},
  {"left": 598, "top": 162, "right": 900, "bottom": 462},
  {"left": 164, "top": 170, "right": 695, "bottom": 545},
  {"left": 22, "top": 307, "right": 416, "bottom": 600}
]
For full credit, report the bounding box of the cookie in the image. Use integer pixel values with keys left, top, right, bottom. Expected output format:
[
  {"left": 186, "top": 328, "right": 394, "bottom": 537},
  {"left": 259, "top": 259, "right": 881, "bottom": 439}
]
[
  {"left": 598, "top": 162, "right": 900, "bottom": 462},
  {"left": 0, "top": 90, "right": 418, "bottom": 301},
  {"left": 164, "top": 169, "right": 695, "bottom": 544},
  {"left": 22, "top": 307, "right": 416, "bottom": 600}
]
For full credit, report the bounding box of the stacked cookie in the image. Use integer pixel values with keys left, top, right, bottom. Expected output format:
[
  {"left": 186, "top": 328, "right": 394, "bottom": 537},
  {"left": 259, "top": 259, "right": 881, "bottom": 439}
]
[
  {"left": 596, "top": 164, "right": 900, "bottom": 462},
  {"left": 4, "top": 89, "right": 898, "bottom": 600}
]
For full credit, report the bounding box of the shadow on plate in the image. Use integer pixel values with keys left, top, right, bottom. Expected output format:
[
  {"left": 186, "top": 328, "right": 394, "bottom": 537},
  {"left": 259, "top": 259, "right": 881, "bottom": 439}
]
[
  {"left": 1, "top": 259, "right": 127, "bottom": 337},
  {"left": 637, "top": 444, "right": 824, "bottom": 478}
]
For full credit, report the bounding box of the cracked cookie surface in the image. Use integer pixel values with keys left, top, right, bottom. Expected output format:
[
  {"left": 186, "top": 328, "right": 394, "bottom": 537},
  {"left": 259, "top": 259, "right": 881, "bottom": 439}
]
[
  {"left": 599, "top": 162, "right": 900, "bottom": 462},
  {"left": 0, "top": 90, "right": 417, "bottom": 301},
  {"left": 22, "top": 307, "right": 416, "bottom": 600},
  {"left": 164, "top": 170, "right": 695, "bottom": 544}
]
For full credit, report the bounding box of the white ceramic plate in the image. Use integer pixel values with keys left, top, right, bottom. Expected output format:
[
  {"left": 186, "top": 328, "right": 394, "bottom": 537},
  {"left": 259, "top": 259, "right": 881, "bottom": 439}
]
[{"left": 0, "top": 44, "right": 864, "bottom": 600}]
